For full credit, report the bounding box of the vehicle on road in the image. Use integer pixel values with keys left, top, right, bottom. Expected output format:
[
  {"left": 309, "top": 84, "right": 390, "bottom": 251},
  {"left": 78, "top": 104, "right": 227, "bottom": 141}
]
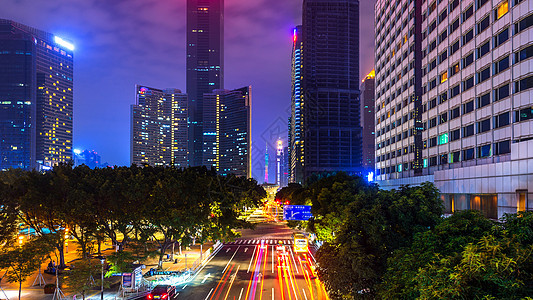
[
  {"left": 293, "top": 233, "right": 308, "bottom": 253},
  {"left": 146, "top": 285, "right": 176, "bottom": 299}
]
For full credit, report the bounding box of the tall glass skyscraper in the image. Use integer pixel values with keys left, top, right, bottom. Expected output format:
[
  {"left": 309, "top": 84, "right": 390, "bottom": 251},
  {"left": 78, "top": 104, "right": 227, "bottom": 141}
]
[
  {"left": 186, "top": 0, "right": 224, "bottom": 167},
  {"left": 0, "top": 19, "right": 74, "bottom": 171},
  {"left": 202, "top": 87, "right": 251, "bottom": 178},
  {"left": 299, "top": 0, "right": 362, "bottom": 180},
  {"left": 289, "top": 26, "right": 304, "bottom": 184}
]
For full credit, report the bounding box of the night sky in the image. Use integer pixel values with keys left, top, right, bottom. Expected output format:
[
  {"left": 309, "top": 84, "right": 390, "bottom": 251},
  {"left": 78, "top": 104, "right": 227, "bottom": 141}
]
[{"left": 3, "top": 0, "right": 376, "bottom": 181}]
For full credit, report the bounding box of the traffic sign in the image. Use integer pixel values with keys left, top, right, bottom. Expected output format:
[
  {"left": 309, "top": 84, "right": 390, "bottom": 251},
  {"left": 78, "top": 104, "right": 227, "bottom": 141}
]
[{"left": 283, "top": 205, "right": 312, "bottom": 221}]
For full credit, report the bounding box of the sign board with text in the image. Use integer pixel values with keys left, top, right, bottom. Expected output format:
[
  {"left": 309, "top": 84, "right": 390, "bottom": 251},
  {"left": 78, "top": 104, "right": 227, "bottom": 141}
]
[{"left": 283, "top": 205, "right": 312, "bottom": 221}]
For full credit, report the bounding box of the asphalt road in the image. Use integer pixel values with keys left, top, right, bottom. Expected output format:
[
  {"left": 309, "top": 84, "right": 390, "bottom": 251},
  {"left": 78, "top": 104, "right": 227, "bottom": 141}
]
[{"left": 147, "top": 210, "right": 329, "bottom": 300}]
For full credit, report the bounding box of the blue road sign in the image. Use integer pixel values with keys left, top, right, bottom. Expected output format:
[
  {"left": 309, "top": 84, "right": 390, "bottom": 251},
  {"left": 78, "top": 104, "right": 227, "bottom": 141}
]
[{"left": 283, "top": 205, "right": 312, "bottom": 221}]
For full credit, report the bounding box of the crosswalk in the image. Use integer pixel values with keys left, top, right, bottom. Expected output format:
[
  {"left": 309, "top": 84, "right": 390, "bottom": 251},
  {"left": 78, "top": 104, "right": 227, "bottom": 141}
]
[{"left": 224, "top": 239, "right": 293, "bottom": 245}]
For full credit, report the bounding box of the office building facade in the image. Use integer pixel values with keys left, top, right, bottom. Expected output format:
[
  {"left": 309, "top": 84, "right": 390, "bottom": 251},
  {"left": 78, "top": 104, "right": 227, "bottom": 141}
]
[
  {"left": 361, "top": 70, "right": 376, "bottom": 173},
  {"left": 203, "top": 87, "right": 251, "bottom": 178},
  {"left": 299, "top": 0, "right": 362, "bottom": 180},
  {"left": 374, "top": 0, "right": 533, "bottom": 218},
  {"left": 0, "top": 19, "right": 73, "bottom": 171},
  {"left": 186, "top": 0, "right": 224, "bottom": 167},
  {"left": 131, "top": 86, "right": 188, "bottom": 167}
]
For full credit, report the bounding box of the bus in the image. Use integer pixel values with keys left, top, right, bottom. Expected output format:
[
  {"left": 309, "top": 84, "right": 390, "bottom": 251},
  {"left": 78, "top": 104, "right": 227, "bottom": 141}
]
[{"left": 293, "top": 233, "right": 308, "bottom": 253}]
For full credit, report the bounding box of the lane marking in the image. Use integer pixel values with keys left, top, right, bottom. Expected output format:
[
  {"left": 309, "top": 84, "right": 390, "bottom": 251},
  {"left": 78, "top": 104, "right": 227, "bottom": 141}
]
[
  {"left": 247, "top": 245, "right": 258, "bottom": 273},
  {"left": 222, "top": 246, "right": 240, "bottom": 273},
  {"left": 226, "top": 248, "right": 231, "bottom": 253},
  {"left": 201, "top": 273, "right": 211, "bottom": 283},
  {"left": 238, "top": 287, "right": 244, "bottom": 300},
  {"left": 289, "top": 247, "right": 300, "bottom": 274},
  {"left": 185, "top": 242, "right": 224, "bottom": 283},
  {"left": 223, "top": 265, "right": 240, "bottom": 300},
  {"left": 272, "top": 288, "right": 275, "bottom": 300},
  {"left": 271, "top": 245, "right": 275, "bottom": 273},
  {"left": 302, "top": 289, "right": 308, "bottom": 300},
  {"left": 182, "top": 285, "right": 188, "bottom": 289},
  {"left": 204, "top": 288, "right": 214, "bottom": 300},
  {"left": 244, "top": 247, "right": 248, "bottom": 253}
]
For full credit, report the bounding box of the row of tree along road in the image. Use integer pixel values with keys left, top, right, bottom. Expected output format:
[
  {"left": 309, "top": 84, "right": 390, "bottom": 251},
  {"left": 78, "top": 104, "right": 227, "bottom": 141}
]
[
  {"left": 276, "top": 172, "right": 533, "bottom": 299},
  {"left": 0, "top": 163, "right": 266, "bottom": 299}
]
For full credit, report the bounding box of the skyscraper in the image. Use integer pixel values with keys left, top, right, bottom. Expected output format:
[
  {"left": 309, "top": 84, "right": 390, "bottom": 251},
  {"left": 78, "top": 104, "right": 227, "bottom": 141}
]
[
  {"left": 0, "top": 19, "right": 74, "bottom": 171},
  {"left": 202, "top": 87, "right": 251, "bottom": 178},
  {"left": 131, "top": 86, "right": 188, "bottom": 167},
  {"left": 300, "top": 0, "right": 362, "bottom": 180},
  {"left": 289, "top": 26, "right": 304, "bottom": 184},
  {"left": 360, "top": 70, "right": 375, "bottom": 173},
  {"left": 187, "top": 0, "right": 224, "bottom": 167},
  {"left": 374, "top": 0, "right": 533, "bottom": 218}
]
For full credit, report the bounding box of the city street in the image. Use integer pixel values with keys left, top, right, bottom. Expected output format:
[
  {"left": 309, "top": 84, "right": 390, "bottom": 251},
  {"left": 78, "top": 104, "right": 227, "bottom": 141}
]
[{"left": 137, "top": 210, "right": 328, "bottom": 300}]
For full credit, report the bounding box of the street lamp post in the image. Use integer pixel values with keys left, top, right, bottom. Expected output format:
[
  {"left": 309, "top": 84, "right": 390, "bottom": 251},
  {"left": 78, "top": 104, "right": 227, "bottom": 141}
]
[{"left": 100, "top": 259, "right": 105, "bottom": 300}]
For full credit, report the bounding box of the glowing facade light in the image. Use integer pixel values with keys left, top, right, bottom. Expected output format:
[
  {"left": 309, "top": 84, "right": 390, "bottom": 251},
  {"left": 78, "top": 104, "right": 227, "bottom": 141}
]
[
  {"left": 367, "top": 172, "right": 374, "bottom": 182},
  {"left": 54, "top": 36, "right": 75, "bottom": 51}
]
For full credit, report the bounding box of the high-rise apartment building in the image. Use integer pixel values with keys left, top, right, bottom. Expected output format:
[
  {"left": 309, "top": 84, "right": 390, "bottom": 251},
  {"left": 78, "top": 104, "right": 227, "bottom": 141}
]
[
  {"left": 187, "top": 0, "right": 224, "bottom": 167},
  {"left": 203, "top": 87, "right": 251, "bottom": 178},
  {"left": 0, "top": 19, "right": 74, "bottom": 171},
  {"left": 131, "top": 86, "right": 188, "bottom": 167},
  {"left": 374, "top": 0, "right": 533, "bottom": 218},
  {"left": 298, "top": 0, "right": 362, "bottom": 180},
  {"left": 361, "top": 70, "right": 376, "bottom": 173},
  {"left": 289, "top": 26, "right": 304, "bottom": 184}
]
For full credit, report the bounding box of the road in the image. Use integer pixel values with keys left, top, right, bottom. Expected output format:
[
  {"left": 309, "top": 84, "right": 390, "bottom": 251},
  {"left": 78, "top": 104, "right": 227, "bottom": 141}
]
[{"left": 150, "top": 210, "right": 329, "bottom": 300}]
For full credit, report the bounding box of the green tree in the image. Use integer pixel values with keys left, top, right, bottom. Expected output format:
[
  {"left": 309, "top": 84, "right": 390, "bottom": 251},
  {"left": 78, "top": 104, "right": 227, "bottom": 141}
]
[
  {"left": 314, "top": 180, "right": 442, "bottom": 298},
  {"left": 378, "top": 210, "right": 495, "bottom": 299},
  {"left": 0, "top": 181, "right": 18, "bottom": 245},
  {"left": 416, "top": 234, "right": 533, "bottom": 299},
  {"left": 16, "top": 168, "right": 70, "bottom": 268},
  {"left": 0, "top": 235, "right": 55, "bottom": 300},
  {"left": 61, "top": 258, "right": 104, "bottom": 300}
]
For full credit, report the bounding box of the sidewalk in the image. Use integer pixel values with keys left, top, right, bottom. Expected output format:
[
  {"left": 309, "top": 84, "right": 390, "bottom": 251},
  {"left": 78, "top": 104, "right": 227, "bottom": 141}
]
[
  {"left": 0, "top": 241, "right": 220, "bottom": 300},
  {"left": 142, "top": 242, "right": 216, "bottom": 282}
]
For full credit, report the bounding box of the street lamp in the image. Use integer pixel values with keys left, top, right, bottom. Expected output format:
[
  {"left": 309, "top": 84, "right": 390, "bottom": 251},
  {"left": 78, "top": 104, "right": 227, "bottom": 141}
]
[
  {"left": 100, "top": 258, "right": 105, "bottom": 300},
  {"left": 18, "top": 235, "right": 24, "bottom": 246}
]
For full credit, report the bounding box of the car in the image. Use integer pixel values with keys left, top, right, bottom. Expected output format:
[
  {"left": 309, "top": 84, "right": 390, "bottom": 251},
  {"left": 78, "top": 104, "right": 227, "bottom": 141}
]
[{"left": 146, "top": 285, "right": 176, "bottom": 299}]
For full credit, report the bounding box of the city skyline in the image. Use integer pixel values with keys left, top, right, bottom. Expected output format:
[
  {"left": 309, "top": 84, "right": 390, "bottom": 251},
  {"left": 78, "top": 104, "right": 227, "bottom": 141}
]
[{"left": 2, "top": 0, "right": 376, "bottom": 181}]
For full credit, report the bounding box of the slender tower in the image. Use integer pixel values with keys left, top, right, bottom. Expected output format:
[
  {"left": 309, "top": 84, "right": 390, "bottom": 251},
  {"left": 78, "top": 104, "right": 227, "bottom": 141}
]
[
  {"left": 264, "top": 144, "right": 269, "bottom": 183},
  {"left": 186, "top": 0, "right": 224, "bottom": 167}
]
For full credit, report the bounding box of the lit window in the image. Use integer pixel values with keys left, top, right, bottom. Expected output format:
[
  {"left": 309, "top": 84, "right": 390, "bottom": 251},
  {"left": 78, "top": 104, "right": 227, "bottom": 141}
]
[
  {"left": 496, "top": 1, "right": 508, "bottom": 20},
  {"left": 440, "top": 71, "right": 448, "bottom": 83}
]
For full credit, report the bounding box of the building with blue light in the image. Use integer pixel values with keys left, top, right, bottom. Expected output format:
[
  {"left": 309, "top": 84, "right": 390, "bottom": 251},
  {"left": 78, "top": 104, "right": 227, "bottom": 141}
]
[
  {"left": 289, "top": 25, "right": 304, "bottom": 184},
  {"left": 0, "top": 19, "right": 74, "bottom": 170}
]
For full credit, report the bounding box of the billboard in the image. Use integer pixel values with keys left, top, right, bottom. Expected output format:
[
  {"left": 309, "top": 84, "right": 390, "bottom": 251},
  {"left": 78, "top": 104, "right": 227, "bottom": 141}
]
[{"left": 283, "top": 205, "right": 312, "bottom": 221}]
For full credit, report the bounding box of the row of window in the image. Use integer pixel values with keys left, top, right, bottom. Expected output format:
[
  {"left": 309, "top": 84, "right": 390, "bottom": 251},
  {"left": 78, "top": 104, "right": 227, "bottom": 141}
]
[
  {"left": 375, "top": 7, "right": 533, "bottom": 102},
  {"left": 376, "top": 105, "right": 533, "bottom": 153},
  {"left": 376, "top": 139, "right": 511, "bottom": 176},
  {"left": 377, "top": 73, "right": 533, "bottom": 132},
  {"left": 422, "top": 13, "right": 533, "bottom": 81}
]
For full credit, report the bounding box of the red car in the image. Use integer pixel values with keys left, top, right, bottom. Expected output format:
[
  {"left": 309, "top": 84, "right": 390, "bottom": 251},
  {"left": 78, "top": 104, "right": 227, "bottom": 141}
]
[{"left": 146, "top": 285, "right": 176, "bottom": 299}]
